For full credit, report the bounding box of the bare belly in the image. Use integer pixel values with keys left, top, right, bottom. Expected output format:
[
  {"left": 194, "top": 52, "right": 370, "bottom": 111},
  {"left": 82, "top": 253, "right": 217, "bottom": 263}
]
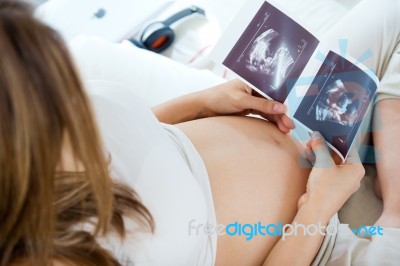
[
  {"left": 176, "top": 115, "right": 308, "bottom": 174},
  {"left": 176, "top": 116, "right": 311, "bottom": 265}
]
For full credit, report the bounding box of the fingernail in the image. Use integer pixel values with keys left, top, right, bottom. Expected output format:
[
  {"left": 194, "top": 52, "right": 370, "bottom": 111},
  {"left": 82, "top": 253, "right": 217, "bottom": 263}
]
[
  {"left": 273, "top": 103, "right": 285, "bottom": 112},
  {"left": 311, "top": 131, "right": 322, "bottom": 140}
]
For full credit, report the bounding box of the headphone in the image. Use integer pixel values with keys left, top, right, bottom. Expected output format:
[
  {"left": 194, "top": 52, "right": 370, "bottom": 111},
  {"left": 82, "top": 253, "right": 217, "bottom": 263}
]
[{"left": 129, "top": 6, "right": 205, "bottom": 53}]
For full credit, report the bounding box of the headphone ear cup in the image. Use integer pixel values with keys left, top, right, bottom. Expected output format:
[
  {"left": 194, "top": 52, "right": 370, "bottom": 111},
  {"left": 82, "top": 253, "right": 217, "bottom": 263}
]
[{"left": 142, "top": 27, "right": 175, "bottom": 53}]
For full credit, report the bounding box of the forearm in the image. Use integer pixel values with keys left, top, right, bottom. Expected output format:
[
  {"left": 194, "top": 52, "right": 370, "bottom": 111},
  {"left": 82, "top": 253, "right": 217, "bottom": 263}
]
[
  {"left": 151, "top": 91, "right": 208, "bottom": 124},
  {"left": 263, "top": 202, "right": 332, "bottom": 266},
  {"left": 373, "top": 99, "right": 400, "bottom": 206}
]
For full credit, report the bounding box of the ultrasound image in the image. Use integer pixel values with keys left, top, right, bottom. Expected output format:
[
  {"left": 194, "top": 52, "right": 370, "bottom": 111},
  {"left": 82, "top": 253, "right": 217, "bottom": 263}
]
[
  {"left": 245, "top": 29, "right": 294, "bottom": 90},
  {"left": 294, "top": 51, "right": 377, "bottom": 159},
  {"left": 223, "top": 1, "right": 319, "bottom": 102},
  {"left": 315, "top": 79, "right": 369, "bottom": 127}
]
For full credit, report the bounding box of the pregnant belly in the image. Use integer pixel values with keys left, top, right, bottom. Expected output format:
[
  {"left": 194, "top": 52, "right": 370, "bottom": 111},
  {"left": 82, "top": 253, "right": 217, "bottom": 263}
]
[
  {"left": 176, "top": 115, "right": 306, "bottom": 165},
  {"left": 176, "top": 115, "right": 311, "bottom": 265}
]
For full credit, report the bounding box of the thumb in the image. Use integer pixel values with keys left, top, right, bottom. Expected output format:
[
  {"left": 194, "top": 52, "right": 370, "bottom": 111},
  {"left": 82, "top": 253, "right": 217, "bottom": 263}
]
[
  {"left": 241, "top": 93, "right": 286, "bottom": 114},
  {"left": 310, "top": 131, "right": 335, "bottom": 168}
]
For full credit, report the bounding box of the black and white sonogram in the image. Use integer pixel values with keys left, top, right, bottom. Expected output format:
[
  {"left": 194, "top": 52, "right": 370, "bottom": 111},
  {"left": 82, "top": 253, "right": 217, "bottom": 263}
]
[
  {"left": 246, "top": 29, "right": 294, "bottom": 84},
  {"left": 223, "top": 1, "right": 319, "bottom": 103},
  {"left": 294, "top": 51, "right": 377, "bottom": 159},
  {"left": 315, "top": 79, "right": 369, "bottom": 127}
]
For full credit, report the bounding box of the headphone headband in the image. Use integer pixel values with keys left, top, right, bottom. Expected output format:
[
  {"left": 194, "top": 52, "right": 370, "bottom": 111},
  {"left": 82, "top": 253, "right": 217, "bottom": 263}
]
[
  {"left": 163, "top": 6, "right": 205, "bottom": 26},
  {"left": 129, "top": 5, "right": 206, "bottom": 53}
]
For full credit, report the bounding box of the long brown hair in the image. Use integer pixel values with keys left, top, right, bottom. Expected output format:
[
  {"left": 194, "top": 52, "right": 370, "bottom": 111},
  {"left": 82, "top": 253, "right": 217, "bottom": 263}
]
[{"left": 0, "top": 1, "right": 153, "bottom": 265}]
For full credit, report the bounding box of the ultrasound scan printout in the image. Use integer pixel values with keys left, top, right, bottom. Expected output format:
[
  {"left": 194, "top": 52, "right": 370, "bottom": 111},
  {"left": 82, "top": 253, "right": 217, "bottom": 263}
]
[
  {"left": 294, "top": 51, "right": 377, "bottom": 158},
  {"left": 223, "top": 1, "right": 320, "bottom": 103}
]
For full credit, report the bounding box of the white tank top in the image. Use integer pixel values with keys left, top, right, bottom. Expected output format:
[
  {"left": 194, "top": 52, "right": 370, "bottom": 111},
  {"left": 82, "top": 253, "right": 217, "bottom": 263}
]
[{"left": 85, "top": 80, "right": 217, "bottom": 265}]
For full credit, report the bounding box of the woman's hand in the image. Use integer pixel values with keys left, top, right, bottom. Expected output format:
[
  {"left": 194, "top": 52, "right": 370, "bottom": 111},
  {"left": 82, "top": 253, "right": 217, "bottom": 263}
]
[
  {"left": 152, "top": 79, "right": 294, "bottom": 132},
  {"left": 298, "top": 131, "right": 365, "bottom": 217},
  {"left": 265, "top": 132, "right": 364, "bottom": 266},
  {"left": 199, "top": 79, "right": 294, "bottom": 133}
]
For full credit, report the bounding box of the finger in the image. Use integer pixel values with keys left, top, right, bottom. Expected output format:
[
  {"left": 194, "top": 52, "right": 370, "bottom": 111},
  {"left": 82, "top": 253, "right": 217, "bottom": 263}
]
[
  {"left": 277, "top": 124, "right": 290, "bottom": 134},
  {"left": 309, "top": 131, "right": 335, "bottom": 168},
  {"left": 242, "top": 83, "right": 253, "bottom": 95},
  {"left": 256, "top": 112, "right": 291, "bottom": 133},
  {"left": 276, "top": 117, "right": 291, "bottom": 133},
  {"left": 278, "top": 114, "right": 295, "bottom": 129},
  {"left": 230, "top": 78, "right": 247, "bottom": 88},
  {"left": 305, "top": 144, "right": 316, "bottom": 165},
  {"left": 256, "top": 112, "right": 277, "bottom": 123},
  {"left": 251, "top": 89, "right": 263, "bottom": 98},
  {"left": 241, "top": 94, "right": 286, "bottom": 115},
  {"left": 263, "top": 113, "right": 294, "bottom": 129},
  {"left": 273, "top": 115, "right": 294, "bottom": 133}
]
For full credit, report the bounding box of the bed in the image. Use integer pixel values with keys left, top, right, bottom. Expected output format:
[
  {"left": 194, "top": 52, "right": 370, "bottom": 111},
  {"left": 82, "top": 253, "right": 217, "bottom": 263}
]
[
  {"left": 60, "top": 0, "right": 381, "bottom": 227},
  {"left": 36, "top": 0, "right": 396, "bottom": 264}
]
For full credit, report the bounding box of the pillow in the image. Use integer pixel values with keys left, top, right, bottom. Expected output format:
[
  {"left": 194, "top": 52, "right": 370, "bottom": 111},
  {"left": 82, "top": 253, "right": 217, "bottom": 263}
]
[{"left": 68, "top": 35, "right": 224, "bottom": 106}]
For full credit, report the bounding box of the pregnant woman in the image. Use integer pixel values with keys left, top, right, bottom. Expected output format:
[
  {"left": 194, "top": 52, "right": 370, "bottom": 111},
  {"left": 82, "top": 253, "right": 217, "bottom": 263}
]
[{"left": 0, "top": 0, "right": 396, "bottom": 265}]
